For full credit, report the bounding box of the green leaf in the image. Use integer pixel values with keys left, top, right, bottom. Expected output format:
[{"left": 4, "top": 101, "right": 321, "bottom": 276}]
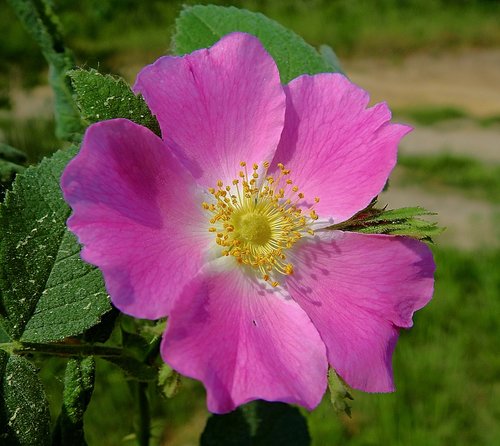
[
  {"left": 364, "top": 206, "right": 435, "bottom": 223},
  {"left": 8, "top": 0, "right": 83, "bottom": 141},
  {"left": 0, "top": 147, "right": 111, "bottom": 342},
  {"left": 327, "top": 368, "right": 353, "bottom": 417},
  {"left": 0, "top": 350, "right": 51, "bottom": 446},
  {"left": 201, "top": 400, "right": 310, "bottom": 446},
  {"left": 81, "top": 308, "right": 119, "bottom": 343},
  {"left": 52, "top": 357, "right": 95, "bottom": 446},
  {"left": 0, "top": 324, "right": 10, "bottom": 343},
  {"left": 319, "top": 44, "right": 344, "bottom": 74},
  {"left": 174, "top": 5, "right": 342, "bottom": 84},
  {"left": 158, "top": 363, "right": 182, "bottom": 398},
  {"left": 201, "top": 408, "right": 251, "bottom": 446},
  {"left": 69, "top": 69, "right": 161, "bottom": 136},
  {"left": 331, "top": 202, "right": 443, "bottom": 241}
]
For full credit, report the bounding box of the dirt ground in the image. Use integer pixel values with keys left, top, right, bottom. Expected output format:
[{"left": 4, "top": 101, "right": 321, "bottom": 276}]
[
  {"left": 6, "top": 49, "right": 500, "bottom": 250},
  {"left": 347, "top": 49, "right": 500, "bottom": 249},
  {"left": 345, "top": 49, "right": 500, "bottom": 117}
]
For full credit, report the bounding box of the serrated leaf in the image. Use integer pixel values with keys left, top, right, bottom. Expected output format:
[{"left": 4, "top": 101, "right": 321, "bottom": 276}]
[
  {"left": 174, "top": 5, "right": 342, "bottom": 84},
  {"left": 328, "top": 368, "right": 353, "bottom": 417},
  {"left": 0, "top": 147, "right": 111, "bottom": 342},
  {"left": 82, "top": 308, "right": 119, "bottom": 343},
  {"left": 201, "top": 400, "right": 310, "bottom": 446},
  {"left": 0, "top": 350, "right": 51, "bottom": 446},
  {"left": 69, "top": 69, "right": 160, "bottom": 135},
  {"left": 365, "top": 206, "right": 435, "bottom": 223},
  {"left": 331, "top": 202, "right": 443, "bottom": 241},
  {"left": 52, "top": 357, "right": 95, "bottom": 446}
]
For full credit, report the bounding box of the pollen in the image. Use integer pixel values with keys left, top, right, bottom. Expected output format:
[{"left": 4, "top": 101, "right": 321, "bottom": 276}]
[{"left": 202, "top": 161, "right": 321, "bottom": 286}]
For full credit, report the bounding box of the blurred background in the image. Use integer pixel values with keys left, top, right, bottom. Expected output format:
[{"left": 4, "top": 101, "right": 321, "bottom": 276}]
[{"left": 1, "top": 0, "right": 499, "bottom": 445}]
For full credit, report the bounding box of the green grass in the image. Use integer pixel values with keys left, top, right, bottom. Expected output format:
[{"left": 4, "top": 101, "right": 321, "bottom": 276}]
[
  {"left": 479, "top": 114, "right": 500, "bottom": 128},
  {"left": 394, "top": 106, "right": 469, "bottom": 126},
  {"left": 398, "top": 153, "right": 500, "bottom": 203},
  {"left": 394, "top": 106, "right": 500, "bottom": 127},
  {"left": 2, "top": 0, "right": 500, "bottom": 89}
]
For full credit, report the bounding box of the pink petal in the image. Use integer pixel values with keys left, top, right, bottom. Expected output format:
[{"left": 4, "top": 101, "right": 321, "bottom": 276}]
[
  {"left": 161, "top": 261, "right": 328, "bottom": 413},
  {"left": 286, "top": 231, "right": 435, "bottom": 392},
  {"left": 61, "top": 119, "right": 210, "bottom": 319},
  {"left": 272, "top": 74, "right": 411, "bottom": 224},
  {"left": 134, "top": 32, "right": 285, "bottom": 187}
]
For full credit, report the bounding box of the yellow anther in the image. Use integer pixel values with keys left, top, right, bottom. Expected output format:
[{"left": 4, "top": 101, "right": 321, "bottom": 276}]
[
  {"left": 314, "top": 197, "right": 320, "bottom": 203},
  {"left": 204, "top": 161, "right": 321, "bottom": 288}
]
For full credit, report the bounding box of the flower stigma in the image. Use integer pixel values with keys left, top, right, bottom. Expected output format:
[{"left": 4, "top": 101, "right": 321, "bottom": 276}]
[{"left": 202, "top": 161, "right": 320, "bottom": 287}]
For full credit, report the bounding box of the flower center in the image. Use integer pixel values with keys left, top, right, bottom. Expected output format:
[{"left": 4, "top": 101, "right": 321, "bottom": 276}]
[
  {"left": 202, "top": 162, "right": 320, "bottom": 286},
  {"left": 237, "top": 213, "right": 271, "bottom": 246}
]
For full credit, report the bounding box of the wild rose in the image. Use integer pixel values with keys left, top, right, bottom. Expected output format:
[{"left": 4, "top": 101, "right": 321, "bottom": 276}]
[{"left": 61, "top": 33, "right": 435, "bottom": 413}]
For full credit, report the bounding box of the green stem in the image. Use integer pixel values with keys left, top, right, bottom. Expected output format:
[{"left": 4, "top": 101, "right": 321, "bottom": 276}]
[
  {"left": 0, "top": 341, "right": 123, "bottom": 358},
  {"left": 137, "top": 382, "right": 150, "bottom": 446}
]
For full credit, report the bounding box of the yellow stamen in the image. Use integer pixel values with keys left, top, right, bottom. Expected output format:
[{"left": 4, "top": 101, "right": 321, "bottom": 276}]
[{"left": 202, "top": 161, "right": 321, "bottom": 287}]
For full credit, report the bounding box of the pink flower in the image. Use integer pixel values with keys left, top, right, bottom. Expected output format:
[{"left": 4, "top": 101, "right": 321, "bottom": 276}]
[{"left": 61, "top": 33, "right": 435, "bottom": 414}]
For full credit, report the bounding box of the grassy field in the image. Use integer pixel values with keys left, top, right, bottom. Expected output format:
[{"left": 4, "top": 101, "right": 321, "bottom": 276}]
[
  {"left": 1, "top": 0, "right": 500, "bottom": 90},
  {"left": 397, "top": 153, "right": 500, "bottom": 203}
]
